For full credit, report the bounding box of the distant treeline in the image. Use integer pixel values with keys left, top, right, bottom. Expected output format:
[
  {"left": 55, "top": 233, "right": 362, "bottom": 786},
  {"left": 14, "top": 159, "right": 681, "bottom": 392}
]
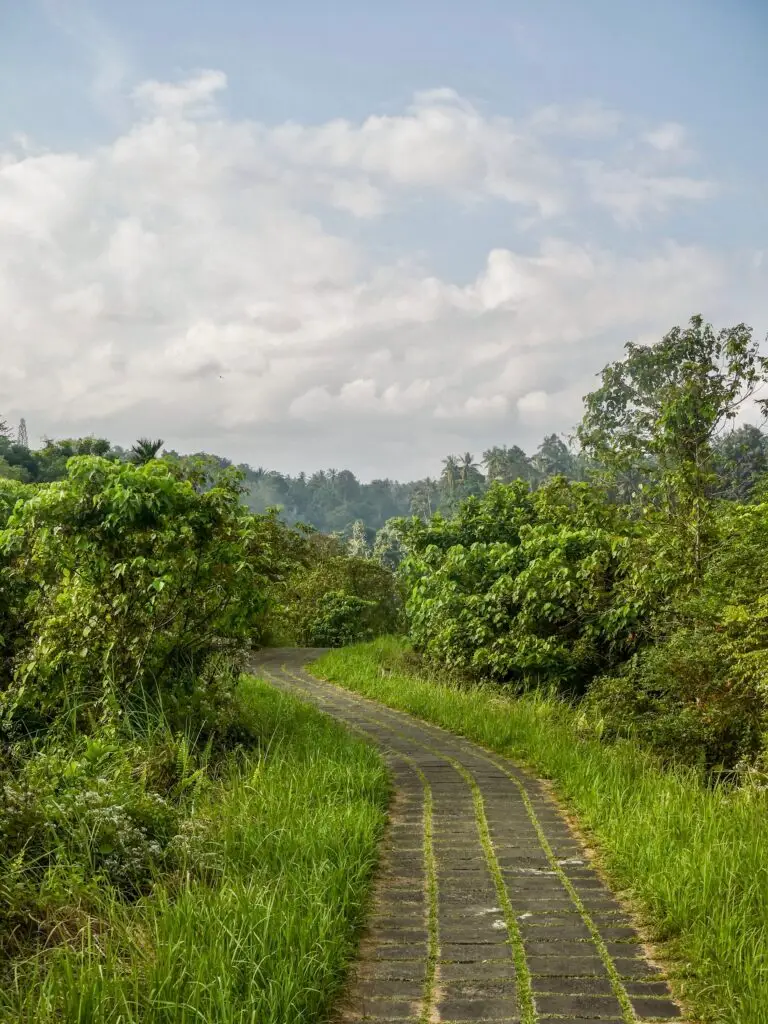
[{"left": 2, "top": 417, "right": 767, "bottom": 542}]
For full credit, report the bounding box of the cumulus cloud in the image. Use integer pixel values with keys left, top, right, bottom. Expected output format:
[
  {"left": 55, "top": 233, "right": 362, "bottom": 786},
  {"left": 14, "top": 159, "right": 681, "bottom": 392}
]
[
  {"left": 643, "top": 122, "right": 688, "bottom": 153},
  {"left": 0, "top": 71, "right": 761, "bottom": 477},
  {"left": 580, "top": 160, "right": 716, "bottom": 225},
  {"left": 132, "top": 70, "right": 228, "bottom": 117}
]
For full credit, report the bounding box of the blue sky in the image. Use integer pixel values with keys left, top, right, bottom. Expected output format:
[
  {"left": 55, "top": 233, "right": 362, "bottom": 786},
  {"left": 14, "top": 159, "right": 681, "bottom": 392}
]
[{"left": 0, "top": 0, "right": 766, "bottom": 476}]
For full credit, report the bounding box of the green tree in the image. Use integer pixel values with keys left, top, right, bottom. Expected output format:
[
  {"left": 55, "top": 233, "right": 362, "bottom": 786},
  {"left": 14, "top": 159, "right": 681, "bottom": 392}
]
[
  {"left": 713, "top": 424, "right": 768, "bottom": 501},
  {"left": 578, "top": 314, "right": 768, "bottom": 576},
  {"left": 130, "top": 437, "right": 165, "bottom": 465},
  {"left": 531, "top": 434, "right": 577, "bottom": 483},
  {"left": 483, "top": 445, "right": 534, "bottom": 485},
  {"left": 373, "top": 519, "right": 406, "bottom": 570},
  {"left": 409, "top": 478, "right": 438, "bottom": 521},
  {"left": 347, "top": 519, "right": 371, "bottom": 558},
  {"left": 459, "top": 452, "right": 482, "bottom": 485},
  {"left": 440, "top": 455, "right": 461, "bottom": 495},
  {"left": 0, "top": 457, "right": 269, "bottom": 733}
]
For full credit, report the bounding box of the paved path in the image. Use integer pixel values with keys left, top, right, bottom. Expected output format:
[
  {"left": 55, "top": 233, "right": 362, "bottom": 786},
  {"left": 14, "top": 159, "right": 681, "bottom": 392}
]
[{"left": 250, "top": 649, "right": 682, "bottom": 1024}]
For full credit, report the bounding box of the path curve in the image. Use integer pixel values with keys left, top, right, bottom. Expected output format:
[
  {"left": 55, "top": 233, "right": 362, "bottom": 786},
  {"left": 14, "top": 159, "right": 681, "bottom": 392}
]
[{"left": 250, "top": 649, "right": 683, "bottom": 1024}]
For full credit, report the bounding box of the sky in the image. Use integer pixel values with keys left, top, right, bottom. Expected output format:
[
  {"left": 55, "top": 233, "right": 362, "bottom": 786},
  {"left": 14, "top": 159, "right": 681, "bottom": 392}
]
[{"left": 0, "top": 0, "right": 766, "bottom": 479}]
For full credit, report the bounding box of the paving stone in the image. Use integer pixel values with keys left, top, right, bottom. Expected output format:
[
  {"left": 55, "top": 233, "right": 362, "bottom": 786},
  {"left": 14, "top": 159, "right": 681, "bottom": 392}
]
[
  {"left": 439, "top": 979, "right": 518, "bottom": 1001},
  {"left": 440, "top": 943, "right": 514, "bottom": 962},
  {"left": 366, "top": 944, "right": 427, "bottom": 960},
  {"left": 438, "top": 960, "right": 517, "bottom": 981},
  {"left": 624, "top": 979, "right": 673, "bottom": 996},
  {"left": 531, "top": 973, "right": 615, "bottom": 995},
  {"left": 519, "top": 920, "right": 593, "bottom": 941},
  {"left": 438, "top": 996, "right": 518, "bottom": 1019},
  {"left": 374, "top": 927, "right": 429, "bottom": 943},
  {"left": 534, "top": 992, "right": 623, "bottom": 1016},
  {"left": 357, "top": 962, "right": 427, "bottom": 982},
  {"left": 250, "top": 650, "right": 684, "bottom": 1024},
  {"left": 526, "top": 954, "right": 607, "bottom": 977},
  {"left": 630, "top": 996, "right": 683, "bottom": 1018},
  {"left": 356, "top": 978, "right": 423, "bottom": 995}
]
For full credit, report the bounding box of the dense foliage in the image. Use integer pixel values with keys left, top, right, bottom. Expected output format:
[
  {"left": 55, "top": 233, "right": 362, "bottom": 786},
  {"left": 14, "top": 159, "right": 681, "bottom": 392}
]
[
  {"left": 395, "top": 316, "right": 768, "bottom": 774},
  {"left": 0, "top": 451, "right": 398, "bottom": 990},
  {"left": 398, "top": 479, "right": 640, "bottom": 691}
]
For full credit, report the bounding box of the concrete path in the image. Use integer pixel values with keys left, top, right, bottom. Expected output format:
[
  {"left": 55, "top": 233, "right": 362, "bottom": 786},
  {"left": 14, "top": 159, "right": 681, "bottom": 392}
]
[{"left": 250, "top": 649, "right": 683, "bottom": 1024}]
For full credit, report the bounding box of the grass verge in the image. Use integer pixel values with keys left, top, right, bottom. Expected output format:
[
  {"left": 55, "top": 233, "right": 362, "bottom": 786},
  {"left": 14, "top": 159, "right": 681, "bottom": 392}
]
[
  {"left": 313, "top": 636, "right": 768, "bottom": 1024},
  {"left": 0, "top": 675, "right": 389, "bottom": 1024}
]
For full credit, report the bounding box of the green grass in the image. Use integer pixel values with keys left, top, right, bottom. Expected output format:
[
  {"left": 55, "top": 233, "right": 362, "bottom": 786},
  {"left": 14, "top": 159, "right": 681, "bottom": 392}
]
[
  {"left": 0, "top": 676, "right": 389, "bottom": 1024},
  {"left": 313, "top": 637, "right": 768, "bottom": 1024}
]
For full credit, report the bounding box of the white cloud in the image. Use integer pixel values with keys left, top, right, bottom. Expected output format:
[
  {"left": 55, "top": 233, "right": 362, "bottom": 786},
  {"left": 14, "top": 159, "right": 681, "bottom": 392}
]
[
  {"left": 517, "top": 390, "right": 548, "bottom": 416},
  {"left": 268, "top": 88, "right": 566, "bottom": 216},
  {"left": 643, "top": 121, "right": 688, "bottom": 153},
  {"left": 132, "top": 70, "right": 228, "bottom": 117},
  {"left": 580, "top": 161, "right": 716, "bottom": 225},
  {"left": 0, "top": 70, "right": 761, "bottom": 477}
]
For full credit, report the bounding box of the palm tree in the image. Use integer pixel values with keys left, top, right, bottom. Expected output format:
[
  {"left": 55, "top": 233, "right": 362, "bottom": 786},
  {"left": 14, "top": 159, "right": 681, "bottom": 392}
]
[
  {"left": 459, "top": 452, "right": 481, "bottom": 484},
  {"left": 441, "top": 455, "right": 460, "bottom": 493},
  {"left": 130, "top": 437, "right": 165, "bottom": 465},
  {"left": 482, "top": 446, "right": 506, "bottom": 482},
  {"left": 505, "top": 444, "right": 535, "bottom": 485},
  {"left": 410, "top": 477, "right": 438, "bottom": 520}
]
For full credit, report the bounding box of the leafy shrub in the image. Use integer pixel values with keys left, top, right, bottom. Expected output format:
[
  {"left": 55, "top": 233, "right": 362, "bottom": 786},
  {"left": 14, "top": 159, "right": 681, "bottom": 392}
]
[
  {"left": 303, "top": 590, "right": 378, "bottom": 647},
  {"left": 0, "top": 457, "right": 270, "bottom": 736},
  {"left": 280, "top": 551, "right": 402, "bottom": 646},
  {"left": 588, "top": 501, "right": 768, "bottom": 770},
  {"left": 398, "top": 479, "right": 640, "bottom": 691},
  {"left": 586, "top": 624, "right": 764, "bottom": 771}
]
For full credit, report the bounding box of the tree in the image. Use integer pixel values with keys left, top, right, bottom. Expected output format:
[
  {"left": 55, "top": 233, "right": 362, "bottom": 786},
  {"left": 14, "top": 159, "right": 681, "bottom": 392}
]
[
  {"left": 410, "top": 478, "right": 438, "bottom": 521},
  {"left": 578, "top": 314, "right": 768, "bottom": 575},
  {"left": 482, "top": 446, "right": 507, "bottom": 482},
  {"left": 0, "top": 457, "right": 271, "bottom": 730},
  {"left": 130, "top": 438, "right": 165, "bottom": 465},
  {"left": 440, "top": 455, "right": 461, "bottom": 494},
  {"left": 532, "top": 434, "right": 577, "bottom": 483},
  {"left": 483, "top": 445, "right": 535, "bottom": 485},
  {"left": 373, "top": 519, "right": 406, "bottom": 570},
  {"left": 713, "top": 424, "right": 768, "bottom": 501},
  {"left": 347, "top": 519, "right": 372, "bottom": 558},
  {"left": 459, "top": 452, "right": 482, "bottom": 484}
]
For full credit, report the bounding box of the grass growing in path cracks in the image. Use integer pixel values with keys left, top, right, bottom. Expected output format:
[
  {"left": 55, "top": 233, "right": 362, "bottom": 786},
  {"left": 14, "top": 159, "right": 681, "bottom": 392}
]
[
  {"left": 450, "top": 758, "right": 536, "bottom": 1024},
  {"left": 408, "top": 758, "right": 439, "bottom": 1024},
  {"left": 279, "top": 663, "right": 534, "bottom": 1023},
  {"left": 483, "top": 752, "right": 636, "bottom": 1024}
]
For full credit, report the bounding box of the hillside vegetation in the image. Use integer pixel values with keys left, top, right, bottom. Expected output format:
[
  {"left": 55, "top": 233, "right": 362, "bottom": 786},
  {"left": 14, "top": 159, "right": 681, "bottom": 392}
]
[
  {"left": 389, "top": 315, "right": 768, "bottom": 775},
  {"left": 0, "top": 454, "right": 393, "bottom": 1020}
]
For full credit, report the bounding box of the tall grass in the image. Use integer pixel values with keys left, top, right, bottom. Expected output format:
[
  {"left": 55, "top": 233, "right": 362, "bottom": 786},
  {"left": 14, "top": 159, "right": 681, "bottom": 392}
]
[
  {"left": 0, "top": 676, "right": 389, "bottom": 1024},
  {"left": 314, "top": 637, "right": 768, "bottom": 1024}
]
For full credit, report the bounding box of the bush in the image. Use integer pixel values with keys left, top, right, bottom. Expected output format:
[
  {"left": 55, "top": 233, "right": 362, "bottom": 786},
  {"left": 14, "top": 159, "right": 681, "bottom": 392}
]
[
  {"left": 279, "top": 551, "right": 402, "bottom": 646},
  {"left": 586, "top": 625, "right": 764, "bottom": 771},
  {"left": 0, "top": 457, "right": 270, "bottom": 736},
  {"left": 587, "top": 501, "right": 768, "bottom": 771},
  {"left": 304, "top": 590, "right": 377, "bottom": 647},
  {"left": 0, "top": 732, "right": 192, "bottom": 955},
  {"left": 398, "top": 479, "right": 639, "bottom": 691}
]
